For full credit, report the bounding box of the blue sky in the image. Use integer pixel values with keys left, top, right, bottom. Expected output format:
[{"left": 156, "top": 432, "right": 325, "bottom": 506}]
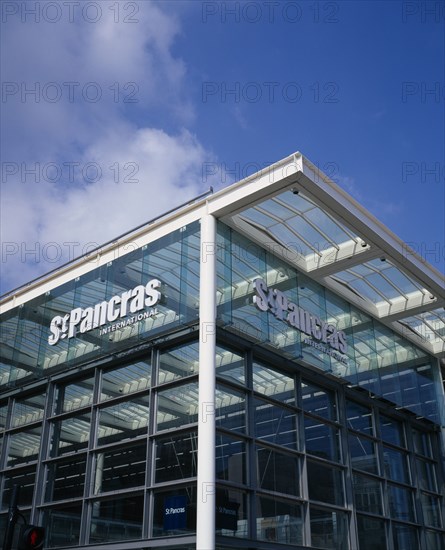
[{"left": 1, "top": 0, "right": 444, "bottom": 295}]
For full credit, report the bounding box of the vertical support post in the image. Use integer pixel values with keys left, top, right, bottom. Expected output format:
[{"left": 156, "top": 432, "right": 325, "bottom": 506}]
[
  {"left": 197, "top": 212, "right": 216, "bottom": 550},
  {"left": 3, "top": 485, "right": 20, "bottom": 550}
]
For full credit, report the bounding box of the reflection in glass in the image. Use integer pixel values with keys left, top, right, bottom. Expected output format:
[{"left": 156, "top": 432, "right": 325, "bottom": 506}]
[
  {"left": 94, "top": 443, "right": 146, "bottom": 493},
  {"left": 346, "top": 400, "right": 373, "bottom": 435},
  {"left": 307, "top": 461, "right": 343, "bottom": 506},
  {"left": 2, "top": 467, "right": 36, "bottom": 509},
  {"left": 301, "top": 381, "right": 336, "bottom": 421},
  {"left": 304, "top": 417, "right": 340, "bottom": 462},
  {"left": 392, "top": 523, "right": 418, "bottom": 550},
  {"left": 349, "top": 434, "right": 378, "bottom": 474},
  {"left": 159, "top": 342, "right": 198, "bottom": 384},
  {"left": 50, "top": 414, "right": 90, "bottom": 457},
  {"left": 54, "top": 377, "right": 95, "bottom": 414},
  {"left": 416, "top": 458, "right": 437, "bottom": 492},
  {"left": 216, "top": 346, "right": 245, "bottom": 385},
  {"left": 412, "top": 428, "right": 431, "bottom": 457},
  {"left": 420, "top": 493, "right": 442, "bottom": 528},
  {"left": 254, "top": 399, "right": 298, "bottom": 449},
  {"left": 89, "top": 495, "right": 144, "bottom": 543},
  {"left": 12, "top": 395, "right": 45, "bottom": 427},
  {"left": 100, "top": 360, "right": 151, "bottom": 401},
  {"left": 45, "top": 457, "right": 86, "bottom": 501},
  {"left": 356, "top": 515, "right": 387, "bottom": 550},
  {"left": 216, "top": 434, "right": 246, "bottom": 485},
  {"left": 153, "top": 486, "right": 196, "bottom": 537},
  {"left": 388, "top": 485, "right": 415, "bottom": 522},
  {"left": 352, "top": 474, "right": 382, "bottom": 514},
  {"left": 44, "top": 503, "right": 82, "bottom": 548},
  {"left": 256, "top": 496, "right": 303, "bottom": 545},
  {"left": 97, "top": 397, "right": 149, "bottom": 446},
  {"left": 216, "top": 386, "right": 246, "bottom": 433},
  {"left": 155, "top": 432, "right": 197, "bottom": 483},
  {"left": 215, "top": 487, "right": 248, "bottom": 538},
  {"left": 157, "top": 382, "right": 198, "bottom": 431},
  {"left": 380, "top": 415, "right": 404, "bottom": 447},
  {"left": 425, "top": 529, "right": 445, "bottom": 550},
  {"left": 310, "top": 507, "right": 348, "bottom": 549},
  {"left": 383, "top": 447, "right": 410, "bottom": 484},
  {"left": 7, "top": 426, "right": 42, "bottom": 466},
  {"left": 257, "top": 446, "right": 299, "bottom": 496},
  {"left": 253, "top": 361, "right": 294, "bottom": 404}
]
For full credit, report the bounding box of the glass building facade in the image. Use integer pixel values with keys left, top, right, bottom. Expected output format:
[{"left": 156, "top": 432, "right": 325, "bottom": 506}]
[{"left": 1, "top": 153, "right": 444, "bottom": 549}]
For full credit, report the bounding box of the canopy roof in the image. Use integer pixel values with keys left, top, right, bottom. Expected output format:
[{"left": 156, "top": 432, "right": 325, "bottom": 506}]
[{"left": 2, "top": 152, "right": 444, "bottom": 359}]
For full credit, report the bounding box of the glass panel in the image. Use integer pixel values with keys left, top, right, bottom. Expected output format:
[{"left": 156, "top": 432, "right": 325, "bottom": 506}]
[
  {"left": 153, "top": 486, "right": 196, "bottom": 537},
  {"left": 157, "top": 382, "right": 198, "bottom": 431},
  {"left": 159, "top": 342, "right": 199, "bottom": 384},
  {"left": 253, "top": 361, "right": 295, "bottom": 404},
  {"left": 392, "top": 523, "right": 418, "bottom": 550},
  {"left": 89, "top": 494, "right": 144, "bottom": 543},
  {"left": 425, "top": 530, "right": 445, "bottom": 550},
  {"left": 382, "top": 447, "right": 410, "bottom": 483},
  {"left": 97, "top": 397, "right": 149, "bottom": 446},
  {"left": 346, "top": 400, "right": 373, "bottom": 435},
  {"left": 215, "top": 487, "right": 248, "bottom": 538},
  {"left": 100, "top": 359, "right": 151, "bottom": 401},
  {"left": 94, "top": 442, "right": 146, "bottom": 494},
  {"left": 0, "top": 405, "right": 8, "bottom": 430},
  {"left": 216, "top": 385, "right": 246, "bottom": 433},
  {"left": 256, "top": 446, "right": 299, "bottom": 496},
  {"left": 216, "top": 434, "right": 246, "bottom": 485},
  {"left": 416, "top": 458, "right": 437, "bottom": 492},
  {"left": 7, "top": 426, "right": 42, "bottom": 466},
  {"left": 155, "top": 432, "right": 197, "bottom": 483},
  {"left": 301, "top": 381, "right": 337, "bottom": 421},
  {"left": 50, "top": 413, "right": 91, "bottom": 457},
  {"left": 12, "top": 394, "right": 45, "bottom": 427},
  {"left": 307, "top": 461, "right": 344, "bottom": 506},
  {"left": 305, "top": 417, "right": 340, "bottom": 462},
  {"left": 412, "top": 429, "right": 432, "bottom": 457},
  {"left": 352, "top": 474, "right": 383, "bottom": 514},
  {"left": 44, "top": 503, "right": 82, "bottom": 548},
  {"left": 310, "top": 507, "right": 348, "bottom": 550},
  {"left": 420, "top": 493, "right": 442, "bottom": 528},
  {"left": 1, "top": 467, "right": 36, "bottom": 509},
  {"left": 380, "top": 415, "right": 404, "bottom": 447},
  {"left": 45, "top": 456, "right": 86, "bottom": 501},
  {"left": 256, "top": 496, "right": 303, "bottom": 545},
  {"left": 388, "top": 485, "right": 415, "bottom": 522},
  {"left": 254, "top": 399, "right": 298, "bottom": 450},
  {"left": 349, "top": 434, "right": 379, "bottom": 474},
  {"left": 216, "top": 346, "right": 245, "bottom": 385},
  {"left": 356, "top": 515, "right": 387, "bottom": 550},
  {"left": 54, "top": 377, "right": 95, "bottom": 413}
]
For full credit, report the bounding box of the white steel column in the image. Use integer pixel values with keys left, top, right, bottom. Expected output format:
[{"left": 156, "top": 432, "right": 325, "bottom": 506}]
[{"left": 196, "top": 212, "right": 216, "bottom": 550}]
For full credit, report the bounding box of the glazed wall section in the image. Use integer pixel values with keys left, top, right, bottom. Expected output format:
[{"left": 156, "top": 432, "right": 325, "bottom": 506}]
[{"left": 216, "top": 223, "right": 443, "bottom": 425}]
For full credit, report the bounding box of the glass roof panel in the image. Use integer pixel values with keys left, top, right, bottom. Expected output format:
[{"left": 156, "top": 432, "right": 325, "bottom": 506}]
[{"left": 304, "top": 207, "right": 354, "bottom": 245}]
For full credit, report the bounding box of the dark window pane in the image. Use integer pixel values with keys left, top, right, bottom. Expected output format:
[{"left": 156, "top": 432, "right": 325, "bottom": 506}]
[
  {"left": 307, "top": 461, "right": 343, "bottom": 506},
  {"left": 421, "top": 493, "right": 442, "bottom": 528},
  {"left": 412, "top": 428, "right": 432, "bottom": 457},
  {"left": 256, "top": 496, "right": 303, "bottom": 545},
  {"left": 380, "top": 415, "right": 404, "bottom": 447},
  {"left": 45, "top": 457, "right": 86, "bottom": 501},
  {"left": 352, "top": 474, "right": 382, "bottom": 515},
  {"left": 44, "top": 503, "right": 82, "bottom": 548},
  {"left": 97, "top": 397, "right": 149, "bottom": 446},
  {"left": 310, "top": 507, "right": 348, "bottom": 549},
  {"left": 256, "top": 446, "right": 299, "bottom": 496},
  {"left": 254, "top": 399, "right": 298, "bottom": 450},
  {"left": 215, "top": 487, "right": 248, "bottom": 538},
  {"left": 89, "top": 495, "right": 144, "bottom": 543},
  {"left": 346, "top": 400, "right": 373, "bottom": 435},
  {"left": 425, "top": 529, "right": 445, "bottom": 550},
  {"left": 153, "top": 486, "right": 196, "bottom": 537},
  {"left": 2, "top": 467, "right": 36, "bottom": 509},
  {"left": 392, "top": 523, "right": 418, "bottom": 550},
  {"left": 388, "top": 485, "right": 415, "bottom": 522},
  {"left": 302, "top": 381, "right": 337, "bottom": 421},
  {"left": 416, "top": 458, "right": 437, "bottom": 492},
  {"left": 349, "top": 434, "right": 379, "bottom": 474},
  {"left": 356, "top": 515, "right": 387, "bottom": 550},
  {"left": 94, "top": 443, "right": 146, "bottom": 493},
  {"left": 216, "top": 434, "right": 246, "bottom": 485},
  {"left": 216, "top": 386, "right": 245, "bottom": 433},
  {"left": 155, "top": 432, "right": 197, "bottom": 483},
  {"left": 383, "top": 447, "right": 410, "bottom": 483},
  {"left": 305, "top": 417, "right": 340, "bottom": 462}
]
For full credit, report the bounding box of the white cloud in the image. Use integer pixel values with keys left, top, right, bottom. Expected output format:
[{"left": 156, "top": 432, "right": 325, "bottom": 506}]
[{"left": 0, "top": 1, "right": 213, "bottom": 294}]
